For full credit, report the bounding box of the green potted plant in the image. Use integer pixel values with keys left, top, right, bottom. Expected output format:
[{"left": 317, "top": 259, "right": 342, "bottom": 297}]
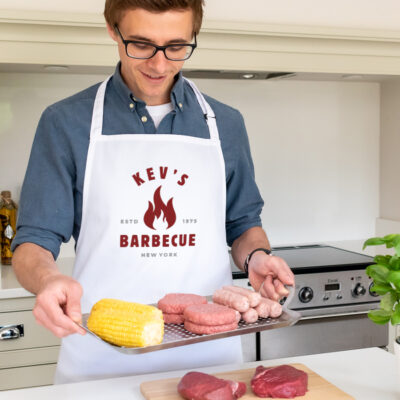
[{"left": 363, "top": 234, "right": 400, "bottom": 358}]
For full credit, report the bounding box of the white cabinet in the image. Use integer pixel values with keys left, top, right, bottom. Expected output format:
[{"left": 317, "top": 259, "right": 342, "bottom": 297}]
[
  {"left": 0, "top": 295, "right": 60, "bottom": 391},
  {"left": 2, "top": 9, "right": 400, "bottom": 75}
]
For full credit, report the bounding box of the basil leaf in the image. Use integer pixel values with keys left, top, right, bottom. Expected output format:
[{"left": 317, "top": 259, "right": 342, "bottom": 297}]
[
  {"left": 391, "top": 303, "right": 400, "bottom": 326},
  {"left": 388, "top": 271, "right": 400, "bottom": 290},
  {"left": 370, "top": 283, "right": 393, "bottom": 295},
  {"left": 380, "top": 291, "right": 397, "bottom": 312},
  {"left": 368, "top": 309, "right": 392, "bottom": 325},
  {"left": 366, "top": 264, "right": 390, "bottom": 283},
  {"left": 383, "top": 234, "right": 399, "bottom": 242},
  {"left": 389, "top": 255, "right": 400, "bottom": 271},
  {"left": 363, "top": 237, "right": 386, "bottom": 249},
  {"left": 384, "top": 235, "right": 400, "bottom": 249},
  {"left": 374, "top": 255, "right": 391, "bottom": 267},
  {"left": 391, "top": 235, "right": 400, "bottom": 245}
]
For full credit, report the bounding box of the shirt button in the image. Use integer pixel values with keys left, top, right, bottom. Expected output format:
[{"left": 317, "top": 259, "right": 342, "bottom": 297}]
[
  {"left": 141, "top": 116, "right": 148, "bottom": 123},
  {"left": 178, "top": 103, "right": 183, "bottom": 108},
  {"left": 129, "top": 103, "right": 134, "bottom": 109}
]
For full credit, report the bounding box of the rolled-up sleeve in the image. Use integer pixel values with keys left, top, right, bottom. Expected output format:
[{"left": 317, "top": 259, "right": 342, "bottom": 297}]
[
  {"left": 223, "top": 110, "right": 264, "bottom": 246},
  {"left": 12, "top": 106, "right": 75, "bottom": 260}
]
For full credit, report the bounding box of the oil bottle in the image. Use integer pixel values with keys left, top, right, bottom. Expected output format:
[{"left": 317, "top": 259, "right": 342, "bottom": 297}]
[{"left": 0, "top": 191, "right": 18, "bottom": 265}]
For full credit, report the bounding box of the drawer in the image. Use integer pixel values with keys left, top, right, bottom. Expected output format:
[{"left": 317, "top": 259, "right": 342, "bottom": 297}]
[
  {"left": 0, "top": 310, "right": 60, "bottom": 351},
  {"left": 0, "top": 346, "right": 59, "bottom": 369},
  {"left": 0, "top": 363, "right": 56, "bottom": 391},
  {"left": 0, "top": 296, "right": 35, "bottom": 312}
]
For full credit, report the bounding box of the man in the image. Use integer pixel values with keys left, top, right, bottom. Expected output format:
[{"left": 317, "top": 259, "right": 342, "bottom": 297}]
[{"left": 12, "top": 0, "right": 294, "bottom": 384}]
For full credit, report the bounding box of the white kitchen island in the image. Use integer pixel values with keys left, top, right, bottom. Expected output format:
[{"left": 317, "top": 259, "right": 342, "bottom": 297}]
[{"left": 0, "top": 347, "right": 397, "bottom": 400}]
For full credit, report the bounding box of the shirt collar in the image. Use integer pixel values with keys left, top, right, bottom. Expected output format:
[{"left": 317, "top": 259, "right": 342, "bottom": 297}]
[
  {"left": 110, "top": 62, "right": 184, "bottom": 112},
  {"left": 171, "top": 72, "right": 184, "bottom": 112},
  {"left": 111, "top": 62, "right": 133, "bottom": 107}
]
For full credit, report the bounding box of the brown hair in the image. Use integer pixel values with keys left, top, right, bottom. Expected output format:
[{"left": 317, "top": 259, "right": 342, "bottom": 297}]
[{"left": 104, "top": 0, "right": 204, "bottom": 35}]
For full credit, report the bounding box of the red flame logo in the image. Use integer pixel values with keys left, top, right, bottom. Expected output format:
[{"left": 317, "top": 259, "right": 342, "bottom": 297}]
[{"left": 144, "top": 186, "right": 176, "bottom": 230}]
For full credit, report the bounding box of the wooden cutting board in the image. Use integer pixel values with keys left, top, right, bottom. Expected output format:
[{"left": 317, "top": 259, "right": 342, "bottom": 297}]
[{"left": 140, "top": 364, "right": 354, "bottom": 400}]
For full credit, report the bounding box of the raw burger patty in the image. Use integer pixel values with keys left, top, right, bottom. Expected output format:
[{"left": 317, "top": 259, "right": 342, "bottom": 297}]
[
  {"left": 157, "top": 293, "right": 207, "bottom": 314},
  {"left": 184, "top": 303, "right": 238, "bottom": 325},
  {"left": 178, "top": 371, "right": 247, "bottom": 400},
  {"left": 251, "top": 365, "right": 308, "bottom": 398},
  {"left": 163, "top": 313, "right": 185, "bottom": 324},
  {"left": 184, "top": 320, "right": 238, "bottom": 335}
]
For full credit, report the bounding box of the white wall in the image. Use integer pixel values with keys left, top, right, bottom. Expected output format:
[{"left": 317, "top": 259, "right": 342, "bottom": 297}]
[
  {"left": 193, "top": 78, "right": 380, "bottom": 245},
  {"left": 0, "top": 72, "right": 380, "bottom": 256},
  {"left": 380, "top": 82, "right": 400, "bottom": 222},
  {"left": 1, "top": 0, "right": 400, "bottom": 31},
  {"left": 0, "top": 72, "right": 108, "bottom": 199}
]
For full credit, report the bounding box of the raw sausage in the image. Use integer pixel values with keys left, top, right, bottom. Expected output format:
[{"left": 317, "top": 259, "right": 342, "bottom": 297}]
[
  {"left": 255, "top": 301, "right": 270, "bottom": 318},
  {"left": 212, "top": 288, "right": 250, "bottom": 313},
  {"left": 241, "top": 308, "right": 259, "bottom": 324},
  {"left": 223, "top": 285, "right": 261, "bottom": 307},
  {"left": 258, "top": 297, "right": 282, "bottom": 318}
]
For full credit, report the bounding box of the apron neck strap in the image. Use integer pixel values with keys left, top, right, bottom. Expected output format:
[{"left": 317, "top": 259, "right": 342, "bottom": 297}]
[
  {"left": 183, "top": 77, "right": 219, "bottom": 141},
  {"left": 90, "top": 76, "right": 111, "bottom": 139},
  {"left": 90, "top": 76, "right": 220, "bottom": 141}
]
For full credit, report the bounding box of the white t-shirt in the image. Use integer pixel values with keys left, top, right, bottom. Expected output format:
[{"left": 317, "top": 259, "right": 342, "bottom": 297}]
[{"left": 146, "top": 102, "right": 174, "bottom": 129}]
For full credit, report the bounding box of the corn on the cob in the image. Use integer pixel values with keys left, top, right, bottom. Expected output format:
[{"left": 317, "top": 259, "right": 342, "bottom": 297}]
[{"left": 87, "top": 298, "right": 164, "bottom": 347}]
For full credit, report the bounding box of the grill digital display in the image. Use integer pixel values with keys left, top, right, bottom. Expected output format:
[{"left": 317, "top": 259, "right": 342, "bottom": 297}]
[{"left": 325, "top": 283, "right": 340, "bottom": 291}]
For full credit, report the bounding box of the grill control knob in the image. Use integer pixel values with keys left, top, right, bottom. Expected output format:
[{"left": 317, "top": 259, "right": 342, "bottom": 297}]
[
  {"left": 352, "top": 283, "right": 366, "bottom": 297},
  {"left": 298, "top": 287, "right": 314, "bottom": 303}
]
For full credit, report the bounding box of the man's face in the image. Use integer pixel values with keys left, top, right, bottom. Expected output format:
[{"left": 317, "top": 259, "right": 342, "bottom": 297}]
[{"left": 108, "top": 8, "right": 194, "bottom": 106}]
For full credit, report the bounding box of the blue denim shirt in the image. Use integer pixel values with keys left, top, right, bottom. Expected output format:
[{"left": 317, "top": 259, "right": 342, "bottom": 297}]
[{"left": 12, "top": 63, "right": 263, "bottom": 259}]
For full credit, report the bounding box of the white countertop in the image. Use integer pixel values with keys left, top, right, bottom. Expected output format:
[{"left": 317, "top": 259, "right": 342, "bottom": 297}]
[
  {"left": 0, "top": 257, "right": 75, "bottom": 298},
  {"left": 1, "top": 347, "right": 398, "bottom": 400},
  {"left": 0, "top": 286, "right": 33, "bottom": 299}
]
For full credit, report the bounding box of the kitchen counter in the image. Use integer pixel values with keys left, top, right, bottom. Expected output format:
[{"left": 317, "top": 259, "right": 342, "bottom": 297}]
[
  {"left": 0, "top": 257, "right": 74, "bottom": 297},
  {"left": 0, "top": 286, "right": 32, "bottom": 299},
  {"left": 0, "top": 347, "right": 398, "bottom": 399}
]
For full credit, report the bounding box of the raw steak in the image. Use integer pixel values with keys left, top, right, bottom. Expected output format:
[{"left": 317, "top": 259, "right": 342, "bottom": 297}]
[
  {"left": 157, "top": 293, "right": 207, "bottom": 314},
  {"left": 178, "top": 371, "right": 246, "bottom": 400},
  {"left": 184, "top": 303, "right": 239, "bottom": 325},
  {"left": 251, "top": 365, "right": 308, "bottom": 398},
  {"left": 184, "top": 320, "right": 238, "bottom": 335}
]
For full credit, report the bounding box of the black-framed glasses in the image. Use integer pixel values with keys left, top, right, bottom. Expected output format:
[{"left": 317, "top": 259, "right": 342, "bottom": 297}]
[{"left": 114, "top": 25, "right": 197, "bottom": 61}]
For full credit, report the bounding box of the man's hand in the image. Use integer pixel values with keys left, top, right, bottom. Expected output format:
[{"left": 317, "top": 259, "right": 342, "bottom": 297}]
[
  {"left": 33, "top": 274, "right": 86, "bottom": 338},
  {"left": 231, "top": 227, "right": 295, "bottom": 301},
  {"left": 33, "top": 274, "right": 86, "bottom": 337},
  {"left": 248, "top": 251, "right": 295, "bottom": 301},
  {"left": 12, "top": 243, "right": 86, "bottom": 338}
]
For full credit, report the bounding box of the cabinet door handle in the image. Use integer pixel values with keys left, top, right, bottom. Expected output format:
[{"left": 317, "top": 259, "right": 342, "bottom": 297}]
[{"left": 0, "top": 324, "right": 24, "bottom": 340}]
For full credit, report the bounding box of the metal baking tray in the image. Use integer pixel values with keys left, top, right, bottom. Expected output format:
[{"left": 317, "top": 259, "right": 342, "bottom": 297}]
[{"left": 79, "top": 287, "right": 301, "bottom": 355}]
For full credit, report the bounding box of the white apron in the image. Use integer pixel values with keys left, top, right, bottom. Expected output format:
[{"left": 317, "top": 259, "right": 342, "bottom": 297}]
[{"left": 54, "top": 77, "right": 242, "bottom": 384}]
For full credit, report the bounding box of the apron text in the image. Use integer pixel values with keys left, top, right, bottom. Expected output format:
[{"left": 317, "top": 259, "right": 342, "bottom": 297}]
[
  {"left": 120, "top": 233, "right": 196, "bottom": 248},
  {"left": 132, "top": 166, "right": 189, "bottom": 187}
]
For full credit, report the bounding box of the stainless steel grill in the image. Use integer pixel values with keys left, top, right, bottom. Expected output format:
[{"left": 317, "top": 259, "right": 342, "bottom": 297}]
[{"left": 232, "top": 244, "right": 388, "bottom": 361}]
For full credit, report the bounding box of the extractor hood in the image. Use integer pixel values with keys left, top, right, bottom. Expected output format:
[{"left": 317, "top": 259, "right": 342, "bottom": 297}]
[{"left": 182, "top": 70, "right": 295, "bottom": 80}]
